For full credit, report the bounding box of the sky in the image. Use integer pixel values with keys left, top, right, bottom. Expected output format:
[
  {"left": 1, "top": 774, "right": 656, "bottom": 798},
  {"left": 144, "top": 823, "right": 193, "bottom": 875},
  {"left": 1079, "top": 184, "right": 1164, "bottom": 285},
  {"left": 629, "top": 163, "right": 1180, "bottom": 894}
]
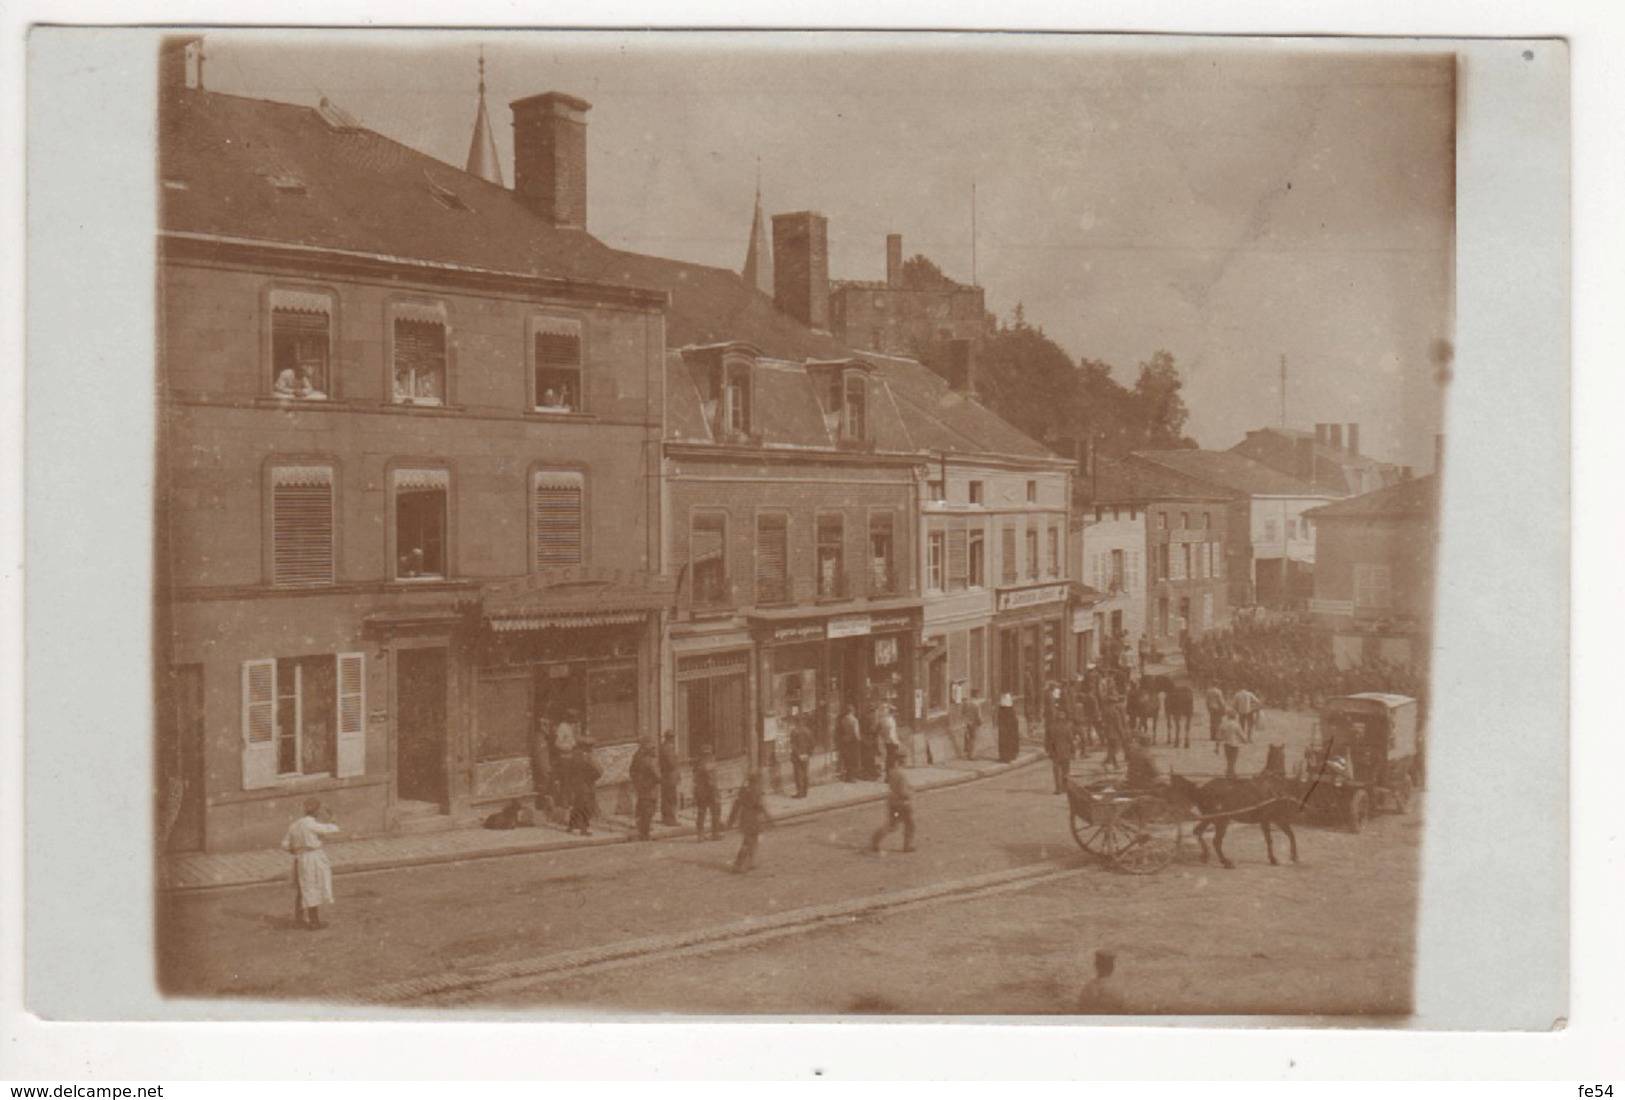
[{"left": 195, "top": 31, "right": 1455, "bottom": 470}]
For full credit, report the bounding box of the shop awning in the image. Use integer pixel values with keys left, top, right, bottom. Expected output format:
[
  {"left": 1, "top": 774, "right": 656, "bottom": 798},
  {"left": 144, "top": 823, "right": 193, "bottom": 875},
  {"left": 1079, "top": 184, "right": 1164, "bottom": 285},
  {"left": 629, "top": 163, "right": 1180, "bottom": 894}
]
[{"left": 480, "top": 567, "right": 676, "bottom": 632}]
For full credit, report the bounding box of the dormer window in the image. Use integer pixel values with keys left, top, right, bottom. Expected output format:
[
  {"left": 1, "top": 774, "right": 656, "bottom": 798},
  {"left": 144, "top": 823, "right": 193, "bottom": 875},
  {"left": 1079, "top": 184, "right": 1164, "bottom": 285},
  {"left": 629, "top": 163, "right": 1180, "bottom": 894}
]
[
  {"left": 533, "top": 316, "right": 583, "bottom": 413},
  {"left": 269, "top": 289, "right": 332, "bottom": 401},
  {"left": 842, "top": 374, "right": 868, "bottom": 442},
  {"left": 723, "top": 362, "right": 752, "bottom": 436},
  {"left": 391, "top": 302, "right": 447, "bottom": 406}
]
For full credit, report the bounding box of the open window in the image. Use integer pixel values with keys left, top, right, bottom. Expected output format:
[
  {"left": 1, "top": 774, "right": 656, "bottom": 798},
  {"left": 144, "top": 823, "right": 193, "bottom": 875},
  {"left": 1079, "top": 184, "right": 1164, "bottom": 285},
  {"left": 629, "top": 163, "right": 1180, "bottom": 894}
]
[
  {"left": 392, "top": 303, "right": 447, "bottom": 406},
  {"left": 868, "top": 511, "right": 896, "bottom": 595},
  {"left": 816, "top": 512, "right": 845, "bottom": 599},
  {"left": 690, "top": 510, "right": 728, "bottom": 607},
  {"left": 241, "top": 652, "right": 363, "bottom": 789},
  {"left": 269, "top": 289, "right": 332, "bottom": 400},
  {"left": 533, "top": 316, "right": 583, "bottom": 412},
  {"left": 393, "top": 468, "right": 448, "bottom": 580}
]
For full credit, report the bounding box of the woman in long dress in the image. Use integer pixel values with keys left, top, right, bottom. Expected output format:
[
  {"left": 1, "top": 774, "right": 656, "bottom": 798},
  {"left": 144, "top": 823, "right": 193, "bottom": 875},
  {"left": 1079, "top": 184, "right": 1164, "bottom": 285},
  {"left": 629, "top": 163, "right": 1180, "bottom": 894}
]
[
  {"left": 996, "top": 692, "right": 1020, "bottom": 763},
  {"left": 281, "top": 798, "right": 339, "bottom": 930}
]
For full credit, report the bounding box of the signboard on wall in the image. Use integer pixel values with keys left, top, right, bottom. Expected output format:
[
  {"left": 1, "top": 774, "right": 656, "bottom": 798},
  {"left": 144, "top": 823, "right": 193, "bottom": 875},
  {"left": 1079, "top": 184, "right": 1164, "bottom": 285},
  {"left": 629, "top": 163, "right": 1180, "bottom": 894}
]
[
  {"left": 827, "top": 615, "right": 872, "bottom": 639},
  {"left": 996, "top": 584, "right": 1067, "bottom": 611}
]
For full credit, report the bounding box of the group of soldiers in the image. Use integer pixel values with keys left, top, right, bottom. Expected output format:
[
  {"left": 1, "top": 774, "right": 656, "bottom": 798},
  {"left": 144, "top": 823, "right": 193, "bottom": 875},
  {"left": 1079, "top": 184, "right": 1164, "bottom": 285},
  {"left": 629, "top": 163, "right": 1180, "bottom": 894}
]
[{"left": 1183, "top": 616, "right": 1428, "bottom": 712}]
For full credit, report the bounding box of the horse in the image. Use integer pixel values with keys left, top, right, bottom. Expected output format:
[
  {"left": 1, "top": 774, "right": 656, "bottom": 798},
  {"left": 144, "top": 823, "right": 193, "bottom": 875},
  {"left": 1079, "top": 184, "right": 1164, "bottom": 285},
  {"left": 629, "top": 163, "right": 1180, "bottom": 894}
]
[
  {"left": 1166, "top": 685, "right": 1194, "bottom": 748},
  {"left": 1167, "top": 745, "right": 1300, "bottom": 869},
  {"left": 1127, "top": 684, "right": 1161, "bottom": 740}
]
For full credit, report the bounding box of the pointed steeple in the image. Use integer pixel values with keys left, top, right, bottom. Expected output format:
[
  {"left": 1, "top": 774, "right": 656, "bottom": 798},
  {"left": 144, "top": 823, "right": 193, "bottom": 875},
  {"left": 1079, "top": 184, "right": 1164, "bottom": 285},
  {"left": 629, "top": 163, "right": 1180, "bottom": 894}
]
[
  {"left": 465, "top": 48, "right": 504, "bottom": 186},
  {"left": 741, "top": 164, "right": 773, "bottom": 296}
]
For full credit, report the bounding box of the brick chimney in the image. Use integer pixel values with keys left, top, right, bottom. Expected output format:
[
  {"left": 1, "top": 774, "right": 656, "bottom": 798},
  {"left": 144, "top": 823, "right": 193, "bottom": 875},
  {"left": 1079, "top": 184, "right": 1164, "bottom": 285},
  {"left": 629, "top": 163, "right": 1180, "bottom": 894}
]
[
  {"left": 772, "top": 212, "right": 830, "bottom": 331},
  {"left": 510, "top": 93, "right": 590, "bottom": 229},
  {"left": 1346, "top": 422, "right": 1360, "bottom": 456},
  {"left": 886, "top": 233, "right": 903, "bottom": 288},
  {"left": 1329, "top": 423, "right": 1343, "bottom": 451}
]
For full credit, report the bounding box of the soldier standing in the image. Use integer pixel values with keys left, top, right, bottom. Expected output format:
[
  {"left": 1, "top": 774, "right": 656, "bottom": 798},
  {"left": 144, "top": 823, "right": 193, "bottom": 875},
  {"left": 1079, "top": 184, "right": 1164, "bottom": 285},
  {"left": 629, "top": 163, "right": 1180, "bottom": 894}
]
[
  {"left": 691, "top": 748, "right": 722, "bottom": 842},
  {"left": 727, "top": 769, "right": 772, "bottom": 872},
  {"left": 658, "top": 729, "right": 681, "bottom": 826},
  {"left": 1045, "top": 699, "right": 1075, "bottom": 794},
  {"left": 789, "top": 708, "right": 813, "bottom": 798},
  {"left": 960, "top": 694, "right": 983, "bottom": 760},
  {"left": 869, "top": 765, "right": 917, "bottom": 853},
  {"left": 565, "top": 741, "right": 601, "bottom": 836},
  {"left": 836, "top": 703, "right": 861, "bottom": 782},
  {"left": 630, "top": 737, "right": 661, "bottom": 840}
]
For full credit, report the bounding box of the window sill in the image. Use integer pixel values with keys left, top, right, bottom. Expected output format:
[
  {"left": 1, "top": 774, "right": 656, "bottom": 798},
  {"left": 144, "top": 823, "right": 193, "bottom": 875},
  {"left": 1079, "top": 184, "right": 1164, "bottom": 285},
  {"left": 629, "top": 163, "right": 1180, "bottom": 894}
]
[
  {"left": 393, "top": 575, "right": 449, "bottom": 585},
  {"left": 381, "top": 401, "right": 467, "bottom": 416},
  {"left": 525, "top": 408, "right": 597, "bottom": 422},
  {"left": 208, "top": 772, "right": 387, "bottom": 807},
  {"left": 256, "top": 395, "right": 348, "bottom": 410}
]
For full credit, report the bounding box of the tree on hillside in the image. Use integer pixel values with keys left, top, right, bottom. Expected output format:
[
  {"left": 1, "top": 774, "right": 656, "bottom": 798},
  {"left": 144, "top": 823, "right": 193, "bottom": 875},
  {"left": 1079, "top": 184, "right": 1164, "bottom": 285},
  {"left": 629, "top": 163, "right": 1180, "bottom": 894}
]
[
  {"left": 900, "top": 254, "right": 959, "bottom": 290},
  {"left": 957, "top": 305, "right": 1080, "bottom": 448},
  {"left": 1131, "top": 349, "right": 1196, "bottom": 449}
]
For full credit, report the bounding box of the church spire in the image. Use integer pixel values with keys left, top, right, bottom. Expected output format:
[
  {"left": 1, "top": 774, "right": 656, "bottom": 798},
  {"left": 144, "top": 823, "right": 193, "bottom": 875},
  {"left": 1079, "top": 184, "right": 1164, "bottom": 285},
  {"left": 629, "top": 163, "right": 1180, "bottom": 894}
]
[
  {"left": 741, "top": 162, "right": 773, "bottom": 297},
  {"left": 465, "top": 47, "right": 504, "bottom": 186}
]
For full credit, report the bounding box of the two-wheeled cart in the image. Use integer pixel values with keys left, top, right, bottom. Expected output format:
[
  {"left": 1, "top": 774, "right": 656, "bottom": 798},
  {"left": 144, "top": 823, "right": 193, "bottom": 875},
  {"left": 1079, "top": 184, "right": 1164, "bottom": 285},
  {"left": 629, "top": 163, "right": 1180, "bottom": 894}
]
[{"left": 1064, "top": 779, "right": 1180, "bottom": 874}]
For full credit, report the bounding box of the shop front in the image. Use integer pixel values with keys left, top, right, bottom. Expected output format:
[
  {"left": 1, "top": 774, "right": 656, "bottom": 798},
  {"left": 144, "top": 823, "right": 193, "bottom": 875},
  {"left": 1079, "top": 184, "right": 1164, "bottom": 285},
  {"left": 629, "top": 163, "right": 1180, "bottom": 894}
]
[
  {"left": 465, "top": 568, "right": 672, "bottom": 812},
  {"left": 992, "top": 581, "right": 1069, "bottom": 731},
  {"left": 751, "top": 605, "right": 921, "bottom": 783}
]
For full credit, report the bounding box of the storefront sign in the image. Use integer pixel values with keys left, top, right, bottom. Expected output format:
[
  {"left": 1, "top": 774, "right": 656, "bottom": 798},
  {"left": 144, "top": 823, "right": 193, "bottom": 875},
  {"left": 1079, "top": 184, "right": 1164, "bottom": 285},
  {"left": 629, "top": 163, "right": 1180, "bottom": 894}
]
[
  {"left": 1071, "top": 607, "right": 1092, "bottom": 633},
  {"left": 772, "top": 622, "right": 825, "bottom": 643},
  {"left": 869, "top": 611, "right": 918, "bottom": 633},
  {"left": 874, "top": 637, "right": 899, "bottom": 667},
  {"left": 827, "top": 614, "right": 872, "bottom": 639},
  {"left": 997, "top": 584, "right": 1067, "bottom": 612}
]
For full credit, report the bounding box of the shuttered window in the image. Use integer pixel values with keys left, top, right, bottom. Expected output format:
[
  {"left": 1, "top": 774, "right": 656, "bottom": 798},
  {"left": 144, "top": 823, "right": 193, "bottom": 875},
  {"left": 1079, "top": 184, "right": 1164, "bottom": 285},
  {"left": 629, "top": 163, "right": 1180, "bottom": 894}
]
[
  {"left": 756, "top": 513, "right": 789, "bottom": 604},
  {"left": 1047, "top": 524, "right": 1060, "bottom": 578},
  {"left": 947, "top": 517, "right": 968, "bottom": 591},
  {"left": 1001, "top": 523, "right": 1018, "bottom": 584},
  {"left": 968, "top": 527, "right": 985, "bottom": 587},
  {"left": 1354, "top": 564, "right": 1393, "bottom": 609},
  {"left": 271, "top": 465, "right": 334, "bottom": 586},
  {"left": 534, "top": 316, "right": 583, "bottom": 412},
  {"left": 1128, "top": 550, "right": 1142, "bottom": 594},
  {"left": 241, "top": 653, "right": 363, "bottom": 789},
  {"left": 1025, "top": 525, "right": 1039, "bottom": 580},
  {"left": 691, "top": 511, "right": 728, "bottom": 607},
  {"left": 534, "top": 471, "right": 584, "bottom": 568}
]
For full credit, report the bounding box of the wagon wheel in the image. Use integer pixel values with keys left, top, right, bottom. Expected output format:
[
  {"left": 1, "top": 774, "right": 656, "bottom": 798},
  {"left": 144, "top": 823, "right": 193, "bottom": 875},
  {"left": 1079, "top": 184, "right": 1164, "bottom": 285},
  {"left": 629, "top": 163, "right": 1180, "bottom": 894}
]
[
  {"left": 1114, "top": 834, "right": 1174, "bottom": 875},
  {"left": 1076, "top": 816, "right": 1139, "bottom": 859},
  {"left": 1345, "top": 789, "right": 1369, "bottom": 833}
]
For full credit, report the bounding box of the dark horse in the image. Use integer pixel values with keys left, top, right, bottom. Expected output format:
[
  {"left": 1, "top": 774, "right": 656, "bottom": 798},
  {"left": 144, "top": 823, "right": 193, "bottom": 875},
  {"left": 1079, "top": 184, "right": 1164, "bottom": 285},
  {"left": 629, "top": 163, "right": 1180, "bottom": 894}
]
[
  {"left": 1165, "top": 684, "right": 1194, "bottom": 748},
  {"left": 1167, "top": 744, "right": 1299, "bottom": 869}
]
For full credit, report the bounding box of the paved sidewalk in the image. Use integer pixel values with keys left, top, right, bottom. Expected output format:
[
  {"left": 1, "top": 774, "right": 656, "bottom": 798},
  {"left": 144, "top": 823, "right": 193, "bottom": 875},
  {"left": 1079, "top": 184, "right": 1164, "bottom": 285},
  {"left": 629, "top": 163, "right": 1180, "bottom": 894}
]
[{"left": 161, "top": 749, "right": 1044, "bottom": 893}]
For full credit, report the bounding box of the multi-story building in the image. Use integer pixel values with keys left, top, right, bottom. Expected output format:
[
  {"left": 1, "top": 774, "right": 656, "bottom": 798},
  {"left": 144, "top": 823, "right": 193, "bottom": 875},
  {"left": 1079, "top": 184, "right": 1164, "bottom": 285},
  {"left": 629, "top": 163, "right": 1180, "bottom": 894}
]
[
  {"left": 1230, "top": 423, "right": 1403, "bottom": 498},
  {"left": 1076, "top": 459, "right": 1231, "bottom": 657},
  {"left": 874, "top": 354, "right": 1074, "bottom": 746},
  {"left": 1304, "top": 475, "right": 1438, "bottom": 668},
  {"left": 1123, "top": 449, "right": 1333, "bottom": 610},
  {"left": 827, "top": 233, "right": 987, "bottom": 358},
  {"left": 155, "top": 48, "right": 684, "bottom": 852},
  {"left": 1071, "top": 488, "right": 1147, "bottom": 672}
]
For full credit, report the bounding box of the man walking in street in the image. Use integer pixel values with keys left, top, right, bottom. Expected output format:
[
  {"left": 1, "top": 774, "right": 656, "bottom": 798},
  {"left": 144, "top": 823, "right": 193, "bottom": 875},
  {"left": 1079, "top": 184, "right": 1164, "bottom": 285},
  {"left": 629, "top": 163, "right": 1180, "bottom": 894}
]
[
  {"left": 869, "top": 763, "right": 916, "bottom": 853},
  {"left": 1045, "top": 697, "right": 1075, "bottom": 794},
  {"left": 564, "top": 740, "right": 601, "bottom": 836},
  {"left": 1205, "top": 684, "right": 1227, "bottom": 742},
  {"left": 691, "top": 747, "right": 722, "bottom": 842},
  {"left": 1219, "top": 708, "right": 1246, "bottom": 778},
  {"left": 789, "top": 708, "right": 813, "bottom": 798},
  {"left": 630, "top": 736, "right": 661, "bottom": 840},
  {"left": 1231, "top": 686, "right": 1261, "bottom": 742},
  {"left": 727, "top": 769, "right": 772, "bottom": 872},
  {"left": 658, "top": 729, "right": 681, "bottom": 826}
]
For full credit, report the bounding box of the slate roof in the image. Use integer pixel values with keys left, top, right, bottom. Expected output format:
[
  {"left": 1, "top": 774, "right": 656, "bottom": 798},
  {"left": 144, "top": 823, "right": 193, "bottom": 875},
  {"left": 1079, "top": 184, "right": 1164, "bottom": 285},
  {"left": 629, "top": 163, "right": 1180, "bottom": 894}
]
[
  {"left": 866, "top": 354, "right": 1063, "bottom": 462},
  {"left": 1128, "top": 449, "right": 1323, "bottom": 497},
  {"left": 1079, "top": 458, "right": 1229, "bottom": 504},
  {"left": 1302, "top": 475, "right": 1437, "bottom": 520}
]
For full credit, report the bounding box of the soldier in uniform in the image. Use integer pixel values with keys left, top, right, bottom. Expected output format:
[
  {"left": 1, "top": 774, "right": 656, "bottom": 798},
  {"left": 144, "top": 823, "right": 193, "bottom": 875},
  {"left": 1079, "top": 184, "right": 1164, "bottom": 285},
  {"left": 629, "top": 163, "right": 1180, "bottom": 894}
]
[
  {"left": 1045, "top": 697, "right": 1075, "bottom": 794},
  {"left": 836, "top": 702, "right": 861, "bottom": 782},
  {"left": 727, "top": 769, "right": 772, "bottom": 872},
  {"left": 658, "top": 729, "right": 681, "bottom": 826},
  {"left": 691, "top": 747, "right": 722, "bottom": 842},
  {"left": 630, "top": 736, "right": 661, "bottom": 840},
  {"left": 869, "top": 764, "right": 917, "bottom": 853}
]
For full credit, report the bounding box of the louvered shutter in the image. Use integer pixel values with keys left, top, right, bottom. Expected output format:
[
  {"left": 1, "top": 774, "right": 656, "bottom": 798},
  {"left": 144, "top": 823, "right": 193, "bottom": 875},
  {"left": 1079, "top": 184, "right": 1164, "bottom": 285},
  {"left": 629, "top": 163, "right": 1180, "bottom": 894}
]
[
  {"left": 272, "top": 466, "right": 334, "bottom": 586},
  {"left": 534, "top": 471, "right": 584, "bottom": 567},
  {"left": 1001, "top": 524, "right": 1018, "bottom": 584},
  {"left": 1129, "top": 550, "right": 1141, "bottom": 594},
  {"left": 336, "top": 653, "right": 365, "bottom": 777},
  {"left": 947, "top": 517, "right": 968, "bottom": 591},
  {"left": 756, "top": 514, "right": 788, "bottom": 603},
  {"left": 241, "top": 659, "right": 278, "bottom": 789}
]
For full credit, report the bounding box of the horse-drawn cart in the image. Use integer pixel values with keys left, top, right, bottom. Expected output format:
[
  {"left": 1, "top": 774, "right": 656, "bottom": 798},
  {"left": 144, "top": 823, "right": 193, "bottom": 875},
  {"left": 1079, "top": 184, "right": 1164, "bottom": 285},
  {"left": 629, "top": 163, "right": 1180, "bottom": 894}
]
[
  {"left": 1065, "top": 779, "right": 1180, "bottom": 874},
  {"left": 1294, "top": 693, "right": 1421, "bottom": 833}
]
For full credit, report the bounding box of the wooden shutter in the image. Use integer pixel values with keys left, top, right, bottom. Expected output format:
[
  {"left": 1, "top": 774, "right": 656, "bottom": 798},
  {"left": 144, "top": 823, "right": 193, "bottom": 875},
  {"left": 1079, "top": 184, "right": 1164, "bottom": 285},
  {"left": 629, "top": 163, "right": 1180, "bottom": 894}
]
[
  {"left": 1128, "top": 550, "right": 1141, "bottom": 594},
  {"left": 336, "top": 653, "right": 365, "bottom": 778},
  {"left": 947, "top": 517, "right": 968, "bottom": 591},
  {"left": 272, "top": 466, "right": 334, "bottom": 586},
  {"left": 1001, "top": 524, "right": 1018, "bottom": 583},
  {"left": 756, "top": 513, "right": 788, "bottom": 602},
  {"left": 241, "top": 658, "right": 278, "bottom": 789},
  {"left": 534, "top": 471, "right": 584, "bottom": 567}
]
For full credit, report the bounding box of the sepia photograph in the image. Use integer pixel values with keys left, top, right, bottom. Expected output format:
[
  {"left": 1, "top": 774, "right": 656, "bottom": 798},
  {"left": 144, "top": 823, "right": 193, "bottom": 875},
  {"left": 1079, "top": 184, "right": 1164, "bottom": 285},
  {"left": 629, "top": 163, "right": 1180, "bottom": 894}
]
[
  {"left": 12, "top": 13, "right": 1587, "bottom": 1068},
  {"left": 143, "top": 29, "right": 1457, "bottom": 1015}
]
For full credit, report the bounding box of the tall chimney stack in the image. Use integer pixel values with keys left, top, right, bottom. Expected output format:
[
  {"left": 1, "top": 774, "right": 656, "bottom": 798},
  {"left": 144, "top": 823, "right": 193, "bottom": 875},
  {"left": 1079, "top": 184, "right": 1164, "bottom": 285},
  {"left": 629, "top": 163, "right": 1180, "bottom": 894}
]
[
  {"left": 886, "top": 233, "right": 903, "bottom": 288},
  {"left": 772, "top": 212, "right": 830, "bottom": 331},
  {"left": 1329, "top": 423, "right": 1343, "bottom": 451},
  {"left": 510, "top": 93, "right": 591, "bottom": 229},
  {"left": 1346, "top": 423, "right": 1360, "bottom": 456}
]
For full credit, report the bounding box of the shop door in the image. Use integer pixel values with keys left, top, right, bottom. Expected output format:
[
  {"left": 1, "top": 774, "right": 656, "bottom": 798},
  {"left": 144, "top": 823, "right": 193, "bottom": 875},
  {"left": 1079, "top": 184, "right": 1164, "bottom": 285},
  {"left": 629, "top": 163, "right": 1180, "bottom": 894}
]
[
  {"left": 397, "top": 647, "right": 448, "bottom": 807},
  {"left": 999, "top": 628, "right": 1021, "bottom": 697}
]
